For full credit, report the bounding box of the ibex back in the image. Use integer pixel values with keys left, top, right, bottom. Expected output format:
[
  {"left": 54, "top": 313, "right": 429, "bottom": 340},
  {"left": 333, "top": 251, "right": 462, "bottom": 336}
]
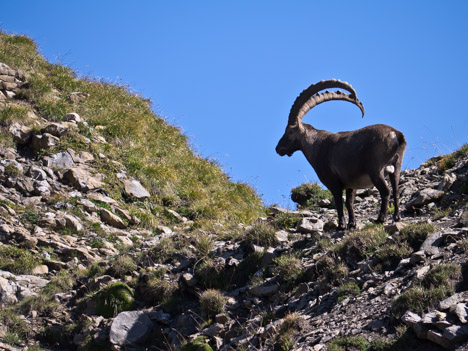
[{"left": 276, "top": 79, "right": 406, "bottom": 230}]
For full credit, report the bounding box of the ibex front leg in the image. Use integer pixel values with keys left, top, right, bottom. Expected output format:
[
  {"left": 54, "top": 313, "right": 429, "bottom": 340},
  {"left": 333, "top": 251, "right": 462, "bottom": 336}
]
[
  {"left": 345, "top": 189, "right": 356, "bottom": 229},
  {"left": 331, "top": 188, "right": 346, "bottom": 230}
]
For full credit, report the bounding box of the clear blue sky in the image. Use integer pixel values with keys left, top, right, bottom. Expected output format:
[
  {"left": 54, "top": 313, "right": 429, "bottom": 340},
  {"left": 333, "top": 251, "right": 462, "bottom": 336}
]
[{"left": 1, "top": 1, "right": 467, "bottom": 207}]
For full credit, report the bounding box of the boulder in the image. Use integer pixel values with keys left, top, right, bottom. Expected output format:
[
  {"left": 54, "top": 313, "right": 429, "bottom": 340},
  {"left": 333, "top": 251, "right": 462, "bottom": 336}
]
[
  {"left": 406, "top": 188, "right": 445, "bottom": 210},
  {"left": 44, "top": 151, "right": 75, "bottom": 169},
  {"left": 109, "top": 311, "right": 152, "bottom": 347},
  {"left": 100, "top": 208, "right": 127, "bottom": 229},
  {"left": 123, "top": 179, "right": 150, "bottom": 200},
  {"left": 63, "top": 168, "right": 103, "bottom": 191},
  {"left": 8, "top": 123, "right": 32, "bottom": 145},
  {"left": 297, "top": 217, "right": 324, "bottom": 233}
]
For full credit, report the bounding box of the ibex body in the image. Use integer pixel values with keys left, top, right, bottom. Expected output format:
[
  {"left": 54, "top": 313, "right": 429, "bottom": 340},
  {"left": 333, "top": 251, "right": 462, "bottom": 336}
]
[{"left": 276, "top": 80, "right": 406, "bottom": 229}]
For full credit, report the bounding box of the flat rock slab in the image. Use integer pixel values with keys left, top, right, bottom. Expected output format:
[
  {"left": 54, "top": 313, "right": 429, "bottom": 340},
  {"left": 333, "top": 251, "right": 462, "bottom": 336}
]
[{"left": 110, "top": 311, "right": 153, "bottom": 346}]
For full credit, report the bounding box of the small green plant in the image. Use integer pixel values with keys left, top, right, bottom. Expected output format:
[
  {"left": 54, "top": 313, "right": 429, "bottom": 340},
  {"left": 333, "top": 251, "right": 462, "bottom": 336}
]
[
  {"left": 108, "top": 254, "right": 137, "bottom": 278},
  {"left": 291, "top": 182, "right": 332, "bottom": 209},
  {"left": 272, "top": 212, "right": 302, "bottom": 229},
  {"left": 336, "top": 224, "right": 387, "bottom": 263},
  {"left": 180, "top": 336, "right": 213, "bottom": 351},
  {"left": 327, "top": 335, "right": 369, "bottom": 351},
  {"left": 245, "top": 221, "right": 278, "bottom": 247},
  {"left": 4, "top": 163, "right": 22, "bottom": 177},
  {"left": 199, "top": 289, "right": 226, "bottom": 317},
  {"left": 314, "top": 255, "right": 349, "bottom": 293},
  {"left": 436, "top": 143, "right": 468, "bottom": 172},
  {"left": 373, "top": 242, "right": 412, "bottom": 272},
  {"left": 337, "top": 281, "right": 361, "bottom": 302},
  {"left": 0, "top": 310, "right": 28, "bottom": 346},
  {"left": 42, "top": 269, "right": 75, "bottom": 295},
  {"left": 195, "top": 258, "right": 228, "bottom": 289},
  {"left": 387, "top": 202, "right": 395, "bottom": 215},
  {"left": 420, "top": 263, "right": 461, "bottom": 289},
  {"left": 432, "top": 207, "right": 450, "bottom": 220},
  {"left": 194, "top": 233, "right": 215, "bottom": 259},
  {"left": 139, "top": 267, "right": 177, "bottom": 305},
  {"left": 274, "top": 312, "right": 304, "bottom": 351},
  {"left": 95, "top": 282, "right": 136, "bottom": 318},
  {"left": 21, "top": 206, "right": 41, "bottom": 225},
  {"left": 392, "top": 264, "right": 461, "bottom": 318},
  {"left": 399, "top": 222, "right": 436, "bottom": 250},
  {"left": 19, "top": 294, "right": 59, "bottom": 315},
  {"left": 274, "top": 254, "right": 302, "bottom": 284}
]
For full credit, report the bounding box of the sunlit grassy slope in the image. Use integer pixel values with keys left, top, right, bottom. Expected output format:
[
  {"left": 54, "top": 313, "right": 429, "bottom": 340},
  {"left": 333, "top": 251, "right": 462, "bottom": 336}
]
[{"left": 0, "top": 32, "right": 264, "bottom": 227}]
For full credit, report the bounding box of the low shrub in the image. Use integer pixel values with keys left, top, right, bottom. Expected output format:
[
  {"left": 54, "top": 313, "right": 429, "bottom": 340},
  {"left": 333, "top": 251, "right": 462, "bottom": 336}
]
[
  {"left": 245, "top": 221, "right": 278, "bottom": 247},
  {"left": 199, "top": 289, "right": 226, "bottom": 318},
  {"left": 95, "top": 282, "right": 136, "bottom": 318},
  {"left": 291, "top": 182, "right": 332, "bottom": 209}
]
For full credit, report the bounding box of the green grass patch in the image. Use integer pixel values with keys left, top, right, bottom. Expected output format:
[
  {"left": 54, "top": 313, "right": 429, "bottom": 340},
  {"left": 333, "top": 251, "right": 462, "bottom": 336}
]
[
  {"left": 392, "top": 263, "right": 461, "bottom": 318},
  {"left": 0, "top": 31, "right": 265, "bottom": 229},
  {"left": 337, "top": 281, "right": 361, "bottom": 302},
  {"left": 0, "top": 245, "right": 42, "bottom": 274}
]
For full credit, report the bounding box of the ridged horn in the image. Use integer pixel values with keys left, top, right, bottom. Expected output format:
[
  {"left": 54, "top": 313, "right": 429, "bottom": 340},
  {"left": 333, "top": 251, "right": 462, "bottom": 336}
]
[{"left": 288, "top": 79, "right": 365, "bottom": 125}]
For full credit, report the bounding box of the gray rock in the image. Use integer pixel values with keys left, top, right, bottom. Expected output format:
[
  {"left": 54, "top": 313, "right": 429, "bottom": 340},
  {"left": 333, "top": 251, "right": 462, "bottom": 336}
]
[
  {"left": 109, "top": 311, "right": 153, "bottom": 346},
  {"left": 456, "top": 303, "right": 468, "bottom": 323},
  {"left": 440, "top": 292, "right": 468, "bottom": 310},
  {"left": 459, "top": 205, "right": 468, "bottom": 227},
  {"left": 63, "top": 112, "right": 82, "bottom": 123},
  {"left": 123, "top": 179, "right": 150, "bottom": 200},
  {"left": 201, "top": 323, "right": 224, "bottom": 337},
  {"left": 41, "top": 123, "right": 68, "bottom": 137},
  {"left": 402, "top": 311, "right": 422, "bottom": 326},
  {"left": 443, "top": 325, "right": 468, "bottom": 342},
  {"left": 100, "top": 208, "right": 127, "bottom": 229},
  {"left": 249, "top": 284, "right": 279, "bottom": 297},
  {"left": 31, "top": 133, "right": 59, "bottom": 150},
  {"left": 406, "top": 188, "right": 445, "bottom": 210},
  {"left": 28, "top": 165, "right": 47, "bottom": 181},
  {"left": 438, "top": 173, "right": 457, "bottom": 191},
  {"left": 297, "top": 217, "right": 324, "bottom": 233},
  {"left": 182, "top": 273, "right": 198, "bottom": 287},
  {"left": 427, "top": 329, "right": 452, "bottom": 349},
  {"left": 420, "top": 231, "right": 443, "bottom": 255},
  {"left": 64, "top": 214, "right": 83, "bottom": 232},
  {"left": 63, "top": 168, "right": 103, "bottom": 191},
  {"left": 44, "top": 151, "right": 75, "bottom": 169},
  {"left": 8, "top": 123, "right": 32, "bottom": 145},
  {"left": 275, "top": 230, "right": 289, "bottom": 242},
  {"left": 0, "top": 276, "right": 19, "bottom": 304}
]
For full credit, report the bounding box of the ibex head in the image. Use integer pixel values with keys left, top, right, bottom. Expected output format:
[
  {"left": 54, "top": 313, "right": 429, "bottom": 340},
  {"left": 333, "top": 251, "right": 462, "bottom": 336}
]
[{"left": 275, "top": 79, "right": 365, "bottom": 157}]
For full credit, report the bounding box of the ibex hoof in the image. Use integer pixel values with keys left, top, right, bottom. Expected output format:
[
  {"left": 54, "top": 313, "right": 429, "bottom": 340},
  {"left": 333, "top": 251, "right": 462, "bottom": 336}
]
[{"left": 374, "top": 217, "right": 385, "bottom": 224}]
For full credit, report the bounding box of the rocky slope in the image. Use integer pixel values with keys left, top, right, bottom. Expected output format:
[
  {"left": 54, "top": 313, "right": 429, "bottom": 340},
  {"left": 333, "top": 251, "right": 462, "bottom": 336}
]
[{"left": 1, "top": 38, "right": 468, "bottom": 351}]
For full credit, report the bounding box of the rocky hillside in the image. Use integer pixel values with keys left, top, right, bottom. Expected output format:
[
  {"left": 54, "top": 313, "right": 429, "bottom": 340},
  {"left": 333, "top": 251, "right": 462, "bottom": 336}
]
[{"left": 1, "top": 33, "right": 468, "bottom": 351}]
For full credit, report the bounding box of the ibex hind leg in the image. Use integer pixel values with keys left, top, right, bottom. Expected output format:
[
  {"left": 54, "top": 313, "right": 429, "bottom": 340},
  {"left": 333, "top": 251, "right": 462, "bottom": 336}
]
[
  {"left": 370, "top": 173, "right": 390, "bottom": 224},
  {"left": 389, "top": 156, "right": 403, "bottom": 222}
]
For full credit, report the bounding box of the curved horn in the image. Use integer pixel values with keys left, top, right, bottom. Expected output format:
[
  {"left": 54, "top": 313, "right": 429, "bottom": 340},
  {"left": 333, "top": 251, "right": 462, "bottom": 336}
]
[{"left": 288, "top": 79, "right": 365, "bottom": 125}]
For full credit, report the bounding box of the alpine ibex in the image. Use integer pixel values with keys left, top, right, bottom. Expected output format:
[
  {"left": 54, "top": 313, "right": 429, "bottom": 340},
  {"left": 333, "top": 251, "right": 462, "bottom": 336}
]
[{"left": 276, "top": 79, "right": 406, "bottom": 229}]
